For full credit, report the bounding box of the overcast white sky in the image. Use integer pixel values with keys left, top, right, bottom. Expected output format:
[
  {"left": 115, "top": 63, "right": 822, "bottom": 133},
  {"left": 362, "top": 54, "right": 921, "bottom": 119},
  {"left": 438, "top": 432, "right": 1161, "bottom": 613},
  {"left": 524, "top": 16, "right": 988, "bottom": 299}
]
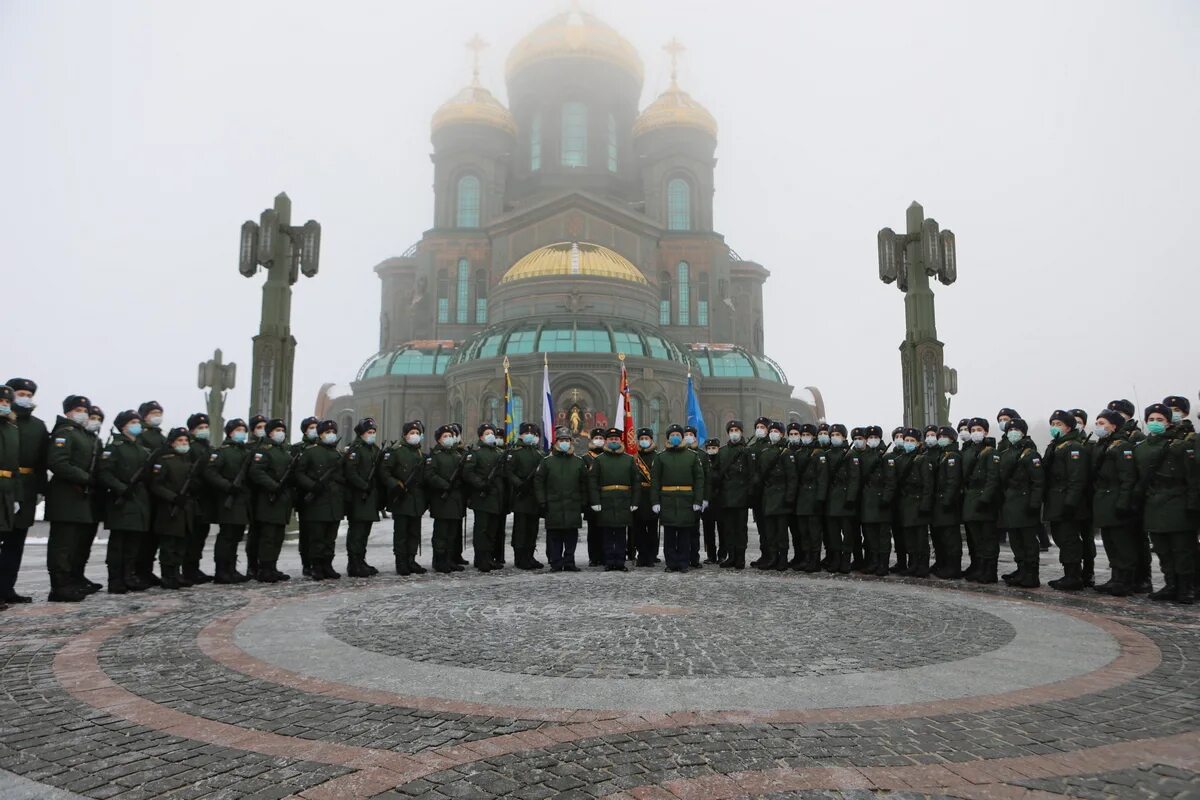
[{"left": 3, "top": 0, "right": 1197, "bottom": 433}]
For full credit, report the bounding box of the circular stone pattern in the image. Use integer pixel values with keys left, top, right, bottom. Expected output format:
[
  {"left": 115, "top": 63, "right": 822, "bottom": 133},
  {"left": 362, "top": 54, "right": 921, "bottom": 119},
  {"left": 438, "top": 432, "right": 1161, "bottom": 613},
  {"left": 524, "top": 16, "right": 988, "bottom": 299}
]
[{"left": 326, "top": 576, "right": 1016, "bottom": 679}]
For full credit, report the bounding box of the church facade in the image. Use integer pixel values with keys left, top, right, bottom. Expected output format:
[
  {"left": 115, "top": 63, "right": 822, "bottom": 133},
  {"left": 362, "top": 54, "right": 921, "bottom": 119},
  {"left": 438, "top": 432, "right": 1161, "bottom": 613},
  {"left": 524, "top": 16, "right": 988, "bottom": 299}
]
[{"left": 320, "top": 9, "right": 824, "bottom": 439}]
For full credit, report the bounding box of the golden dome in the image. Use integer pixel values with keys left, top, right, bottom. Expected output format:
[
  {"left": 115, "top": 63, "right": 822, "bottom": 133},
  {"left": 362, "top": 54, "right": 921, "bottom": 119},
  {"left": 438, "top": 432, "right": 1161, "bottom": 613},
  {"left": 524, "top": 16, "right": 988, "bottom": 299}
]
[
  {"left": 506, "top": 9, "right": 643, "bottom": 85},
  {"left": 633, "top": 80, "right": 717, "bottom": 139},
  {"left": 500, "top": 242, "right": 648, "bottom": 284},
  {"left": 431, "top": 81, "right": 517, "bottom": 138}
]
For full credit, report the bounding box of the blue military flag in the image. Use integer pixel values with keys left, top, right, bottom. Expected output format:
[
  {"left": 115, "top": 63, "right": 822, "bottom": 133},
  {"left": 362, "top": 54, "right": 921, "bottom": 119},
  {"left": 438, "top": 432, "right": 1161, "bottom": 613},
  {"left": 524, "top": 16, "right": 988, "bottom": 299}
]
[{"left": 686, "top": 371, "right": 707, "bottom": 442}]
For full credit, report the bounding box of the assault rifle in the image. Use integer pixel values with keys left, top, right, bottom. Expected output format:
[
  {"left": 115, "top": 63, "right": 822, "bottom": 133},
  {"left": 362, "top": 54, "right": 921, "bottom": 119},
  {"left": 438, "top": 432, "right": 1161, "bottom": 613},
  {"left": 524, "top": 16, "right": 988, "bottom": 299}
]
[
  {"left": 223, "top": 445, "right": 256, "bottom": 509},
  {"left": 268, "top": 450, "right": 303, "bottom": 504},
  {"left": 302, "top": 455, "right": 345, "bottom": 504},
  {"left": 169, "top": 454, "right": 204, "bottom": 519},
  {"left": 116, "top": 443, "right": 168, "bottom": 504}
]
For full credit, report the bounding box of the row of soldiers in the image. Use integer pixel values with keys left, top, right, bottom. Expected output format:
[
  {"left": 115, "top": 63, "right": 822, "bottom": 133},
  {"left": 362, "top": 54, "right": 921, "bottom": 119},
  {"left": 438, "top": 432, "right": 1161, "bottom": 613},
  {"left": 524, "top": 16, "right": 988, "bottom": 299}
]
[{"left": 0, "top": 378, "right": 1195, "bottom": 604}]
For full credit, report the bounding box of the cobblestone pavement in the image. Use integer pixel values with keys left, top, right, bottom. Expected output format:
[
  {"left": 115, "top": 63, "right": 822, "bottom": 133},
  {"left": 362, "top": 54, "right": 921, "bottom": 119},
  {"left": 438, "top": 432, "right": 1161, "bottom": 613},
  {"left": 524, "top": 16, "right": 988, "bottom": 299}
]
[{"left": 1, "top": 519, "right": 1197, "bottom": 799}]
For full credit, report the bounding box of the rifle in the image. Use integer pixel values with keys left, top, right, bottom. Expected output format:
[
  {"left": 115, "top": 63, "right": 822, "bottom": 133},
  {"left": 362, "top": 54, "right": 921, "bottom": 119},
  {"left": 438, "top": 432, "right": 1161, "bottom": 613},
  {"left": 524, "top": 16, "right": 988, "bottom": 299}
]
[
  {"left": 223, "top": 445, "right": 256, "bottom": 509},
  {"left": 440, "top": 452, "right": 466, "bottom": 500},
  {"left": 81, "top": 437, "right": 100, "bottom": 496},
  {"left": 169, "top": 454, "right": 204, "bottom": 519},
  {"left": 360, "top": 442, "right": 392, "bottom": 501},
  {"left": 477, "top": 450, "right": 506, "bottom": 498},
  {"left": 268, "top": 450, "right": 303, "bottom": 504},
  {"left": 116, "top": 443, "right": 168, "bottom": 504},
  {"left": 388, "top": 454, "right": 424, "bottom": 504},
  {"left": 302, "top": 454, "right": 345, "bottom": 504}
]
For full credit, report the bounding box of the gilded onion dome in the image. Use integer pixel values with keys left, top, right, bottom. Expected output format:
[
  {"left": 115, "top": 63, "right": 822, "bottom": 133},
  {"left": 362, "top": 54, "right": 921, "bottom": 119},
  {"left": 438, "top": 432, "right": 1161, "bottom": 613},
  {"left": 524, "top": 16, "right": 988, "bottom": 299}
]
[
  {"left": 431, "top": 80, "right": 517, "bottom": 138},
  {"left": 500, "top": 242, "right": 648, "bottom": 285},
  {"left": 506, "top": 8, "right": 643, "bottom": 86},
  {"left": 633, "top": 79, "right": 717, "bottom": 139}
]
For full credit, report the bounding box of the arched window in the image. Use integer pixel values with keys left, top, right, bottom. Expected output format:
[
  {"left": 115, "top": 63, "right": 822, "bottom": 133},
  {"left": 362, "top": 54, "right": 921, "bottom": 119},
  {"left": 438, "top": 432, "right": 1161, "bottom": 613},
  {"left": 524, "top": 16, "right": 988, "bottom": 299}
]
[
  {"left": 607, "top": 113, "right": 618, "bottom": 173},
  {"left": 436, "top": 269, "right": 450, "bottom": 323},
  {"left": 677, "top": 261, "right": 690, "bottom": 326},
  {"left": 697, "top": 272, "right": 709, "bottom": 326},
  {"left": 659, "top": 271, "right": 671, "bottom": 326},
  {"left": 456, "top": 175, "right": 480, "bottom": 228},
  {"left": 455, "top": 259, "right": 470, "bottom": 324},
  {"left": 629, "top": 395, "right": 643, "bottom": 429},
  {"left": 667, "top": 177, "right": 691, "bottom": 231},
  {"left": 474, "top": 270, "right": 488, "bottom": 324},
  {"left": 485, "top": 396, "right": 501, "bottom": 427},
  {"left": 511, "top": 394, "right": 524, "bottom": 432},
  {"left": 561, "top": 102, "right": 588, "bottom": 167},
  {"left": 649, "top": 398, "right": 662, "bottom": 436},
  {"left": 530, "top": 112, "right": 542, "bottom": 171}
]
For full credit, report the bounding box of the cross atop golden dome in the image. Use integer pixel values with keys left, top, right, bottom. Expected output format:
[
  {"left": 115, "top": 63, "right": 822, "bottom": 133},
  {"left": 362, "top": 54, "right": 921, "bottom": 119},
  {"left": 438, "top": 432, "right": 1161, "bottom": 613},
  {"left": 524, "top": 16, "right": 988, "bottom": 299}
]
[
  {"left": 431, "top": 34, "right": 517, "bottom": 139},
  {"left": 506, "top": 6, "right": 644, "bottom": 86},
  {"left": 633, "top": 37, "right": 717, "bottom": 140}
]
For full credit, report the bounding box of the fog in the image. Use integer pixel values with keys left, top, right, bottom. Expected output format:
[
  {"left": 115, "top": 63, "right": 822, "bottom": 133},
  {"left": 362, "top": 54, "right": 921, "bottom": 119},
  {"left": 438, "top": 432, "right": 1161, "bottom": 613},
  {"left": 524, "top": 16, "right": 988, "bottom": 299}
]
[{"left": 3, "top": 0, "right": 1197, "bottom": 434}]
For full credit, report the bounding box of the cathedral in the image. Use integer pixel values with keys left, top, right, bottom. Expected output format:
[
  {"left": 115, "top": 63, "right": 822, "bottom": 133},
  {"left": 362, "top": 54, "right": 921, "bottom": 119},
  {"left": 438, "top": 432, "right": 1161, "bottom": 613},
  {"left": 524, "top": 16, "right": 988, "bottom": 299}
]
[{"left": 319, "top": 8, "right": 824, "bottom": 439}]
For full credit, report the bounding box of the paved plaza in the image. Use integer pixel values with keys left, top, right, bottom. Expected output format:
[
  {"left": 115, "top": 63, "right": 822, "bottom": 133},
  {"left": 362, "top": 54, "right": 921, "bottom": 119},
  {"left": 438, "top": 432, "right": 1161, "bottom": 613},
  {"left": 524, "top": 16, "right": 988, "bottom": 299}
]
[{"left": 1, "top": 521, "right": 1197, "bottom": 799}]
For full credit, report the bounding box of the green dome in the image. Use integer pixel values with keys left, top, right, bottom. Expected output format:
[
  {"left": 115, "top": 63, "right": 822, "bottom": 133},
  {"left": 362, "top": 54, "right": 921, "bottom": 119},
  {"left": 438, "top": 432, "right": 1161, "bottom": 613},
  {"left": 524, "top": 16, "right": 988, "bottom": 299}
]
[
  {"left": 688, "top": 344, "right": 788, "bottom": 384},
  {"left": 452, "top": 321, "right": 688, "bottom": 365},
  {"left": 356, "top": 341, "right": 459, "bottom": 380}
]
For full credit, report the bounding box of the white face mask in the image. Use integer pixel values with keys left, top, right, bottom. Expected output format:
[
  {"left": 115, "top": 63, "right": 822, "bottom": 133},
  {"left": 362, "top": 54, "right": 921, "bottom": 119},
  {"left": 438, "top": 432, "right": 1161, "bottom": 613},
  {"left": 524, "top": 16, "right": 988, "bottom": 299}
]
[
  {"left": 728, "top": 431, "right": 742, "bottom": 443},
  {"left": 320, "top": 432, "right": 338, "bottom": 445},
  {"left": 925, "top": 436, "right": 938, "bottom": 447},
  {"left": 591, "top": 437, "right": 605, "bottom": 448},
  {"left": 683, "top": 434, "right": 696, "bottom": 446},
  {"left": 830, "top": 435, "right": 845, "bottom": 447},
  {"left": 482, "top": 433, "right": 497, "bottom": 446},
  {"left": 958, "top": 430, "right": 970, "bottom": 442},
  {"left": 271, "top": 430, "right": 287, "bottom": 444},
  {"left": 817, "top": 434, "right": 830, "bottom": 446},
  {"left": 998, "top": 419, "right": 1009, "bottom": 431},
  {"left": 195, "top": 428, "right": 211, "bottom": 440},
  {"left": 305, "top": 428, "right": 318, "bottom": 441},
  {"left": 85, "top": 418, "right": 102, "bottom": 432},
  {"left": 13, "top": 396, "right": 34, "bottom": 409},
  {"left": 768, "top": 431, "right": 782, "bottom": 443},
  {"left": 363, "top": 433, "right": 377, "bottom": 445},
  {"left": 970, "top": 431, "right": 986, "bottom": 444},
  {"left": 1093, "top": 426, "right": 1111, "bottom": 439},
  {"left": 852, "top": 439, "right": 866, "bottom": 450},
  {"left": 253, "top": 427, "right": 266, "bottom": 439},
  {"left": 706, "top": 448, "right": 719, "bottom": 456},
  {"left": 145, "top": 414, "right": 163, "bottom": 428},
  {"left": 1171, "top": 411, "right": 1184, "bottom": 423},
  {"left": 523, "top": 433, "right": 538, "bottom": 446},
  {"left": 173, "top": 443, "right": 191, "bottom": 455},
  {"left": 937, "top": 436, "right": 953, "bottom": 448},
  {"left": 69, "top": 411, "right": 89, "bottom": 426},
  {"left": 440, "top": 437, "right": 454, "bottom": 448},
  {"left": 788, "top": 434, "right": 801, "bottom": 445},
  {"left": 754, "top": 427, "right": 767, "bottom": 439},
  {"left": 800, "top": 434, "right": 814, "bottom": 445},
  {"left": 556, "top": 441, "right": 571, "bottom": 452},
  {"left": 866, "top": 437, "right": 881, "bottom": 448},
  {"left": 406, "top": 433, "right": 422, "bottom": 445}
]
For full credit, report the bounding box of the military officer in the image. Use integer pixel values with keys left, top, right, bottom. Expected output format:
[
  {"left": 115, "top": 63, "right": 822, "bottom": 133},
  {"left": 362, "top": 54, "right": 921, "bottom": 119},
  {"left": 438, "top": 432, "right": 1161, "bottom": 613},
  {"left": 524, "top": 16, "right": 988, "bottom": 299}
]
[
  {"left": 45, "top": 395, "right": 99, "bottom": 602},
  {"left": 701, "top": 438, "right": 723, "bottom": 564},
  {"left": 132, "top": 400, "right": 167, "bottom": 587},
  {"left": 1136, "top": 403, "right": 1197, "bottom": 604},
  {"left": 888, "top": 425, "right": 910, "bottom": 572},
  {"left": 929, "top": 426, "right": 964, "bottom": 579},
  {"left": 1042, "top": 410, "right": 1090, "bottom": 591},
  {"left": 184, "top": 413, "right": 216, "bottom": 584},
  {"left": 293, "top": 420, "right": 346, "bottom": 580},
  {"left": 382, "top": 421, "right": 428, "bottom": 576},
  {"left": 1071, "top": 408, "right": 1100, "bottom": 587},
  {"left": 894, "top": 428, "right": 934, "bottom": 577},
  {"left": 747, "top": 416, "right": 772, "bottom": 566},
  {"left": 248, "top": 419, "right": 296, "bottom": 582},
  {"left": 295, "top": 415, "right": 320, "bottom": 576},
  {"left": 204, "top": 418, "right": 255, "bottom": 583},
  {"left": 536, "top": 427, "right": 595, "bottom": 572},
  {"left": 1105, "top": 399, "right": 1147, "bottom": 591},
  {"left": 448, "top": 422, "right": 470, "bottom": 566},
  {"left": 823, "top": 424, "right": 860, "bottom": 574},
  {"left": 712, "top": 420, "right": 756, "bottom": 569},
  {"left": 424, "top": 424, "right": 466, "bottom": 573},
  {"left": 0, "top": 387, "right": 20, "bottom": 610},
  {"left": 961, "top": 418, "right": 1000, "bottom": 583},
  {"left": 753, "top": 420, "right": 795, "bottom": 571},
  {"left": 342, "top": 418, "right": 382, "bottom": 577},
  {"left": 1089, "top": 409, "right": 1138, "bottom": 596},
  {"left": 995, "top": 408, "right": 1021, "bottom": 453},
  {"left": 589, "top": 427, "right": 640, "bottom": 571},
  {"left": 506, "top": 422, "right": 545, "bottom": 570},
  {"left": 791, "top": 423, "right": 827, "bottom": 573},
  {"left": 97, "top": 410, "right": 152, "bottom": 595},
  {"left": 651, "top": 424, "right": 706, "bottom": 573},
  {"left": 631, "top": 427, "right": 659, "bottom": 566},
  {"left": 846, "top": 427, "right": 869, "bottom": 570},
  {"left": 464, "top": 422, "right": 506, "bottom": 572},
  {"left": 79, "top": 404, "right": 106, "bottom": 594},
  {"left": 997, "top": 418, "right": 1044, "bottom": 588},
  {"left": 580, "top": 427, "right": 606, "bottom": 566},
  {"left": 858, "top": 425, "right": 896, "bottom": 577},
  {"left": 683, "top": 425, "right": 707, "bottom": 568},
  {"left": 1, "top": 378, "right": 47, "bottom": 604},
  {"left": 242, "top": 414, "right": 268, "bottom": 575},
  {"left": 148, "top": 427, "right": 199, "bottom": 590}
]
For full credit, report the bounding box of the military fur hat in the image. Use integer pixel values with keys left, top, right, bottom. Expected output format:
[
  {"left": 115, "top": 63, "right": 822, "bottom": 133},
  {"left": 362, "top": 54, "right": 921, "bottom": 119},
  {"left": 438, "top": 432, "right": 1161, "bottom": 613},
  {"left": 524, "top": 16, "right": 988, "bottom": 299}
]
[
  {"left": 519, "top": 422, "right": 540, "bottom": 436},
  {"left": 249, "top": 414, "right": 267, "bottom": 430},
  {"left": 937, "top": 426, "right": 957, "bottom": 439},
  {"left": 704, "top": 438, "right": 721, "bottom": 448},
  {"left": 1097, "top": 409, "right": 1124, "bottom": 429},
  {"left": 816, "top": 422, "right": 830, "bottom": 433},
  {"left": 0, "top": 386, "right": 12, "bottom": 403},
  {"left": 968, "top": 417, "right": 989, "bottom": 431},
  {"left": 1007, "top": 418, "right": 1029, "bottom": 435},
  {"left": 224, "top": 417, "right": 247, "bottom": 435},
  {"left": 554, "top": 426, "right": 573, "bottom": 440},
  {"left": 354, "top": 418, "right": 378, "bottom": 436},
  {"left": 726, "top": 419, "right": 743, "bottom": 432},
  {"left": 476, "top": 422, "right": 497, "bottom": 437},
  {"left": 924, "top": 424, "right": 939, "bottom": 435},
  {"left": 892, "top": 426, "right": 904, "bottom": 437},
  {"left": 266, "top": 418, "right": 287, "bottom": 433},
  {"left": 449, "top": 422, "right": 462, "bottom": 434},
  {"left": 902, "top": 427, "right": 921, "bottom": 439},
  {"left": 1049, "top": 409, "right": 1077, "bottom": 429},
  {"left": 300, "top": 416, "right": 320, "bottom": 432},
  {"left": 683, "top": 424, "right": 698, "bottom": 435},
  {"left": 114, "top": 410, "right": 142, "bottom": 430},
  {"left": 829, "top": 423, "right": 848, "bottom": 436},
  {"left": 753, "top": 416, "right": 771, "bottom": 429},
  {"left": 666, "top": 423, "right": 685, "bottom": 436},
  {"left": 786, "top": 421, "right": 802, "bottom": 434},
  {"left": 138, "top": 400, "right": 163, "bottom": 417},
  {"left": 768, "top": 420, "right": 785, "bottom": 433},
  {"left": 867, "top": 425, "right": 884, "bottom": 438},
  {"left": 799, "top": 423, "right": 817, "bottom": 435},
  {"left": 166, "top": 426, "right": 190, "bottom": 444},
  {"left": 1144, "top": 403, "right": 1171, "bottom": 422},
  {"left": 1163, "top": 395, "right": 1191, "bottom": 414},
  {"left": 957, "top": 418, "right": 971, "bottom": 431},
  {"left": 63, "top": 395, "right": 91, "bottom": 413},
  {"left": 996, "top": 407, "right": 1020, "bottom": 420},
  {"left": 187, "top": 412, "right": 210, "bottom": 430},
  {"left": 637, "top": 427, "right": 654, "bottom": 438},
  {"left": 89, "top": 405, "right": 105, "bottom": 420},
  {"left": 605, "top": 427, "right": 623, "bottom": 438},
  {"left": 1106, "top": 399, "right": 1135, "bottom": 417},
  {"left": 316, "top": 419, "right": 338, "bottom": 435},
  {"left": 1070, "top": 408, "right": 1088, "bottom": 425},
  {"left": 590, "top": 427, "right": 605, "bottom": 438},
  {"left": 434, "top": 424, "right": 454, "bottom": 440},
  {"left": 402, "top": 421, "right": 422, "bottom": 435},
  {"left": 850, "top": 427, "right": 865, "bottom": 438},
  {"left": 5, "top": 378, "right": 36, "bottom": 394}
]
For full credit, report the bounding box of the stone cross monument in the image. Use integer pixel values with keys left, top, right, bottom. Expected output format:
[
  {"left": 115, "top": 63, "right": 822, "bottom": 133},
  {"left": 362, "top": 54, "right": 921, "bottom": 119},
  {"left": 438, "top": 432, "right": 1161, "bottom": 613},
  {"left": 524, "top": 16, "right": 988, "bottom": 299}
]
[
  {"left": 238, "top": 192, "right": 321, "bottom": 426},
  {"left": 877, "top": 201, "right": 958, "bottom": 428},
  {"left": 197, "top": 348, "right": 236, "bottom": 445}
]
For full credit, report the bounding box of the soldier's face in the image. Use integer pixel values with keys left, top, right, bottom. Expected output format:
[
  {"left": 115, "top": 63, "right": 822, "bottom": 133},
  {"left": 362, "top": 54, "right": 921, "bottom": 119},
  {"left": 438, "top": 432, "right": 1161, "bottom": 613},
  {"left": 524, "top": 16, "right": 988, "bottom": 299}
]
[{"left": 14, "top": 390, "right": 33, "bottom": 401}]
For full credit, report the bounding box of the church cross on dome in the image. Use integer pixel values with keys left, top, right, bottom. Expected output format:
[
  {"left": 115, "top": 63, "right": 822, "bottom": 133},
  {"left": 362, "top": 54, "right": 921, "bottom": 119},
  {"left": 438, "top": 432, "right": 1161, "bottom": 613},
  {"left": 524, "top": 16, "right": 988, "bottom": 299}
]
[
  {"left": 465, "top": 33, "right": 488, "bottom": 84},
  {"left": 663, "top": 37, "right": 686, "bottom": 85}
]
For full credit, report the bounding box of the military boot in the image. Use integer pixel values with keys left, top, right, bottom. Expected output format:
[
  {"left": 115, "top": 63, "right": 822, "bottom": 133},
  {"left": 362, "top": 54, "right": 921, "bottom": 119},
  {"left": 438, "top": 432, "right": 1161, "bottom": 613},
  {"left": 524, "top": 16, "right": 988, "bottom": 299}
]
[
  {"left": 1132, "top": 565, "right": 1153, "bottom": 594},
  {"left": 160, "top": 566, "right": 183, "bottom": 590},
  {"left": 890, "top": 553, "right": 907, "bottom": 574},
  {"left": 1104, "top": 569, "right": 1131, "bottom": 598},
  {"left": 837, "top": 551, "right": 852, "bottom": 574},
  {"left": 76, "top": 568, "right": 102, "bottom": 594},
  {"left": 213, "top": 560, "right": 240, "bottom": 585},
  {"left": 255, "top": 564, "right": 279, "bottom": 583},
  {"left": 433, "top": 555, "right": 453, "bottom": 574},
  {"left": 322, "top": 560, "right": 342, "bottom": 579},
  {"left": 106, "top": 564, "right": 128, "bottom": 595},
  {"left": 1052, "top": 563, "right": 1085, "bottom": 591},
  {"left": 874, "top": 555, "right": 890, "bottom": 577},
  {"left": 124, "top": 564, "right": 150, "bottom": 591},
  {"left": 396, "top": 556, "right": 411, "bottom": 576},
  {"left": 1175, "top": 574, "right": 1195, "bottom": 605},
  {"left": 346, "top": 559, "right": 372, "bottom": 578},
  {"left": 976, "top": 558, "right": 998, "bottom": 584},
  {"left": 48, "top": 574, "right": 87, "bottom": 603},
  {"left": 1150, "top": 574, "right": 1177, "bottom": 602},
  {"left": 270, "top": 563, "right": 290, "bottom": 581},
  {"left": 963, "top": 558, "right": 980, "bottom": 582},
  {"left": 1015, "top": 560, "right": 1040, "bottom": 589},
  {"left": 1081, "top": 558, "right": 1095, "bottom": 588},
  {"left": 408, "top": 559, "right": 427, "bottom": 575},
  {"left": 1003, "top": 561, "right": 1024, "bottom": 586},
  {"left": 364, "top": 560, "right": 379, "bottom": 576}
]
